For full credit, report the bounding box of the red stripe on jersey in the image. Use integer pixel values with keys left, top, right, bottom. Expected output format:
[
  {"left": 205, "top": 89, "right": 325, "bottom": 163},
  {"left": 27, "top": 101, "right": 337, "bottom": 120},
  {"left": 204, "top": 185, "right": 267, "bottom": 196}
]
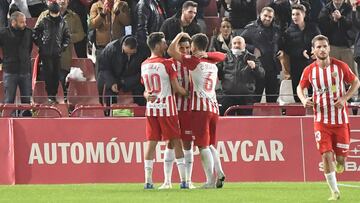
[
  {"left": 199, "top": 97, "right": 204, "bottom": 111},
  {"left": 322, "top": 67, "right": 331, "bottom": 124},
  {"left": 168, "top": 96, "right": 173, "bottom": 116},
  {"left": 339, "top": 68, "right": 346, "bottom": 123},
  {"left": 193, "top": 92, "right": 198, "bottom": 111}
]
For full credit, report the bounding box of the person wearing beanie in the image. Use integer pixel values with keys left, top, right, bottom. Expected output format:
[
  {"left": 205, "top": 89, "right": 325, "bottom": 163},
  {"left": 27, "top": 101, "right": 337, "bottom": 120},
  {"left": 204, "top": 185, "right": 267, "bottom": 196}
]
[
  {"left": 36, "top": 0, "right": 85, "bottom": 96},
  {"left": 33, "top": 2, "right": 71, "bottom": 104}
]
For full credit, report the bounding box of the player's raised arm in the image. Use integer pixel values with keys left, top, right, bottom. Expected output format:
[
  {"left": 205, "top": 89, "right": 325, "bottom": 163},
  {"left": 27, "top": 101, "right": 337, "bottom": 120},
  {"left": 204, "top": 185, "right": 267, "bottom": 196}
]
[{"left": 168, "top": 32, "right": 190, "bottom": 62}]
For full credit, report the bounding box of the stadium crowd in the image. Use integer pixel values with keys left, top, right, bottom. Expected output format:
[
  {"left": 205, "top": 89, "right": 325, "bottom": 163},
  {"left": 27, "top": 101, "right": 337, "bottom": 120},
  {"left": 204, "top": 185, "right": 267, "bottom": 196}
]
[{"left": 0, "top": 0, "right": 360, "bottom": 117}]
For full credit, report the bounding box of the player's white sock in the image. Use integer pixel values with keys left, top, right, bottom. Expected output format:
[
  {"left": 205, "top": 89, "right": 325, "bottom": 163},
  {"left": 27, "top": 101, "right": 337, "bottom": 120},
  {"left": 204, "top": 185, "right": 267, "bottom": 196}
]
[
  {"left": 325, "top": 171, "right": 340, "bottom": 193},
  {"left": 144, "top": 159, "right": 154, "bottom": 184},
  {"left": 200, "top": 147, "right": 214, "bottom": 184},
  {"left": 163, "top": 148, "right": 175, "bottom": 184},
  {"left": 184, "top": 149, "right": 194, "bottom": 183},
  {"left": 176, "top": 158, "right": 186, "bottom": 182},
  {"left": 210, "top": 145, "right": 225, "bottom": 178}
]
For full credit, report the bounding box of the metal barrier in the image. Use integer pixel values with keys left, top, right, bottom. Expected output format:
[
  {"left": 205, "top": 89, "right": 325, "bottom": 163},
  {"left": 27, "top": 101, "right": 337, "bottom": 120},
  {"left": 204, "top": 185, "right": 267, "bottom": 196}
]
[
  {"left": 0, "top": 104, "right": 63, "bottom": 118},
  {"left": 224, "top": 103, "right": 360, "bottom": 117},
  {"left": 70, "top": 105, "right": 146, "bottom": 117}
]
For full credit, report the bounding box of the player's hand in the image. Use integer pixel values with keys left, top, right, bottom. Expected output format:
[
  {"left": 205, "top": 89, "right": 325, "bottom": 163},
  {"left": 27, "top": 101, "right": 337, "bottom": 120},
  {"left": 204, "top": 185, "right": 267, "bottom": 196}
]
[
  {"left": 111, "top": 84, "right": 119, "bottom": 93},
  {"left": 334, "top": 97, "right": 346, "bottom": 109},
  {"left": 194, "top": 51, "right": 208, "bottom": 59},
  {"left": 301, "top": 97, "right": 314, "bottom": 108},
  {"left": 0, "top": 63, "right": 2, "bottom": 71},
  {"left": 303, "top": 50, "right": 310, "bottom": 59},
  {"left": 144, "top": 91, "right": 157, "bottom": 102},
  {"left": 247, "top": 60, "right": 256, "bottom": 69}
]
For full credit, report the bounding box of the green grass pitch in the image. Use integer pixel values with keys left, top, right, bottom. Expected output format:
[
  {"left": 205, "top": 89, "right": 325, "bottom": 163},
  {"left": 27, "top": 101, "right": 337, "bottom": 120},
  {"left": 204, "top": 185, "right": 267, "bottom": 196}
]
[{"left": 0, "top": 182, "right": 359, "bottom": 202}]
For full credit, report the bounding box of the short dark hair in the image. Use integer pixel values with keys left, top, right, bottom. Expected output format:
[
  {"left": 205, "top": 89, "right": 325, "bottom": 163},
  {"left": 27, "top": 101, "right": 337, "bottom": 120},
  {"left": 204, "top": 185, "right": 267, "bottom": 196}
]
[
  {"left": 147, "top": 32, "right": 165, "bottom": 51},
  {"left": 291, "top": 4, "right": 306, "bottom": 13},
  {"left": 182, "top": 1, "right": 198, "bottom": 10},
  {"left": 123, "top": 36, "right": 137, "bottom": 49},
  {"left": 312, "top": 35, "right": 329, "bottom": 47},
  {"left": 179, "top": 36, "right": 191, "bottom": 44},
  {"left": 261, "top": 6, "right": 274, "bottom": 14},
  {"left": 191, "top": 33, "right": 208, "bottom": 51}
]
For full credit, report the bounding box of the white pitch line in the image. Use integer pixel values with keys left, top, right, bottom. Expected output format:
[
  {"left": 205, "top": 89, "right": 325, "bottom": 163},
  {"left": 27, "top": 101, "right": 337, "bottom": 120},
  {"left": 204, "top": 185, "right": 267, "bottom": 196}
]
[{"left": 338, "top": 183, "right": 360, "bottom": 188}]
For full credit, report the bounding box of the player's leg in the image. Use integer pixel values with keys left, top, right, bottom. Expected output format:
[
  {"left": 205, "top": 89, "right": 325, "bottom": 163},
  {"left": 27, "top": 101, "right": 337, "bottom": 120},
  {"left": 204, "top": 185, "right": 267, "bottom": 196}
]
[
  {"left": 193, "top": 111, "right": 215, "bottom": 188},
  {"left": 159, "top": 141, "right": 174, "bottom": 189},
  {"left": 333, "top": 124, "right": 350, "bottom": 174},
  {"left": 322, "top": 151, "right": 340, "bottom": 200},
  {"left": 160, "top": 116, "right": 187, "bottom": 189},
  {"left": 208, "top": 113, "right": 225, "bottom": 188},
  {"left": 179, "top": 111, "right": 195, "bottom": 188},
  {"left": 144, "top": 140, "right": 158, "bottom": 189},
  {"left": 171, "top": 138, "right": 187, "bottom": 188},
  {"left": 182, "top": 140, "right": 195, "bottom": 188},
  {"left": 144, "top": 117, "right": 161, "bottom": 189},
  {"left": 315, "top": 124, "right": 340, "bottom": 200}
]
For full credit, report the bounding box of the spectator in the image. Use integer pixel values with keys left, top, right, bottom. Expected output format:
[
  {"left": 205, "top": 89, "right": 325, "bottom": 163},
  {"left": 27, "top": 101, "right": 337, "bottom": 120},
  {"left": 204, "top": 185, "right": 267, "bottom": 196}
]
[
  {"left": 173, "top": 0, "right": 210, "bottom": 33},
  {"left": 268, "top": 0, "right": 311, "bottom": 33},
  {"left": 0, "top": 0, "right": 10, "bottom": 27},
  {"left": 241, "top": 6, "right": 282, "bottom": 103},
  {"left": 283, "top": 4, "right": 320, "bottom": 101},
  {"left": 318, "top": 0, "right": 357, "bottom": 76},
  {"left": 89, "top": 0, "right": 131, "bottom": 76},
  {"left": 37, "top": 0, "right": 85, "bottom": 93},
  {"left": 10, "top": 0, "right": 32, "bottom": 18},
  {"left": 97, "top": 36, "right": 147, "bottom": 113},
  {"left": 208, "top": 17, "right": 233, "bottom": 53},
  {"left": 0, "top": 12, "right": 33, "bottom": 109},
  {"left": 134, "top": 0, "right": 166, "bottom": 45},
  {"left": 27, "top": 0, "right": 48, "bottom": 17},
  {"left": 225, "top": 0, "right": 257, "bottom": 35},
  {"left": 218, "top": 36, "right": 265, "bottom": 115},
  {"left": 68, "top": 0, "right": 90, "bottom": 58},
  {"left": 33, "top": 2, "right": 70, "bottom": 104},
  {"left": 160, "top": 1, "right": 201, "bottom": 45},
  {"left": 309, "top": 0, "right": 327, "bottom": 23}
]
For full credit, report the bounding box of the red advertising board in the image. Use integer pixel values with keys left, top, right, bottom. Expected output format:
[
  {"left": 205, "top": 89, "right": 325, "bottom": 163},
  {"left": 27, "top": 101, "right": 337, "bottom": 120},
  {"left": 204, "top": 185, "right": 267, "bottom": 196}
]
[
  {"left": 0, "top": 116, "right": 357, "bottom": 184},
  {"left": 302, "top": 117, "right": 360, "bottom": 181},
  {"left": 0, "top": 119, "right": 15, "bottom": 184}
]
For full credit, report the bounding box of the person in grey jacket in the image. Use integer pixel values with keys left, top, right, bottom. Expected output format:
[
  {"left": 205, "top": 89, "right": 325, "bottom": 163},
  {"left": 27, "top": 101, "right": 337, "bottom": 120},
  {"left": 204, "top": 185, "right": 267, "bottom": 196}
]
[{"left": 218, "top": 36, "right": 265, "bottom": 115}]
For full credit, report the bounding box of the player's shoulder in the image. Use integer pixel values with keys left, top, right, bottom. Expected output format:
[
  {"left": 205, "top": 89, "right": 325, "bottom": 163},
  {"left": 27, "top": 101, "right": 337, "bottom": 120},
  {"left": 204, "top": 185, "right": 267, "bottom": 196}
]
[{"left": 331, "top": 57, "right": 349, "bottom": 69}]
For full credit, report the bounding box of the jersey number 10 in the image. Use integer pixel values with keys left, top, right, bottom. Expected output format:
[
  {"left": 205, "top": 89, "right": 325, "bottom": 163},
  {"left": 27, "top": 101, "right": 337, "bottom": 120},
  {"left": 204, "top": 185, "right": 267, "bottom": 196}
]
[{"left": 143, "top": 74, "right": 162, "bottom": 93}]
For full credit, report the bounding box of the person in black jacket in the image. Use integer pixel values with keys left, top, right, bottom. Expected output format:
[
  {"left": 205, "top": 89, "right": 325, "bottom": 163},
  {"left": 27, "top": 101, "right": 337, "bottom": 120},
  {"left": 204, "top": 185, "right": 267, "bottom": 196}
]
[
  {"left": 268, "top": 0, "right": 311, "bottom": 33},
  {"left": 33, "top": 2, "right": 70, "bottom": 104},
  {"left": 241, "top": 6, "right": 282, "bottom": 103},
  {"left": 318, "top": 0, "right": 356, "bottom": 76},
  {"left": 0, "top": 11, "right": 32, "bottom": 106},
  {"left": 0, "top": 0, "right": 10, "bottom": 27},
  {"left": 97, "top": 35, "right": 147, "bottom": 113},
  {"left": 208, "top": 17, "right": 233, "bottom": 53},
  {"left": 283, "top": 4, "right": 320, "bottom": 101},
  {"left": 134, "top": 0, "right": 166, "bottom": 45},
  {"left": 160, "top": 1, "right": 201, "bottom": 45},
  {"left": 225, "top": 0, "right": 257, "bottom": 35},
  {"left": 218, "top": 36, "right": 265, "bottom": 115}
]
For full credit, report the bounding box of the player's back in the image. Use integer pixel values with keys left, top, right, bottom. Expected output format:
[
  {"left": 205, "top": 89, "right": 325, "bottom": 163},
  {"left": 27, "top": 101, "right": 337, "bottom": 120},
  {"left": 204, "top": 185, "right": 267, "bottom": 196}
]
[
  {"left": 141, "top": 57, "right": 177, "bottom": 117},
  {"left": 190, "top": 59, "right": 219, "bottom": 114}
]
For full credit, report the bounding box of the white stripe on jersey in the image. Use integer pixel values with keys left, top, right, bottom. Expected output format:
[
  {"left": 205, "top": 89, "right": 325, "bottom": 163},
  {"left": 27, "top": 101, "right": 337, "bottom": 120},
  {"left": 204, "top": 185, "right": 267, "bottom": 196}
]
[
  {"left": 175, "top": 61, "right": 191, "bottom": 112},
  {"left": 312, "top": 67, "right": 321, "bottom": 123},
  {"left": 325, "top": 67, "right": 336, "bottom": 124},
  {"left": 334, "top": 65, "right": 343, "bottom": 124},
  {"left": 318, "top": 68, "right": 328, "bottom": 124}
]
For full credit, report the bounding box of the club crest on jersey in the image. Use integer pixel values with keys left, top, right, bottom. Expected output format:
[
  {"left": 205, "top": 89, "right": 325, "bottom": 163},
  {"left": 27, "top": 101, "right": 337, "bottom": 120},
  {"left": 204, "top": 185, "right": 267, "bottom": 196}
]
[{"left": 331, "top": 71, "right": 338, "bottom": 78}]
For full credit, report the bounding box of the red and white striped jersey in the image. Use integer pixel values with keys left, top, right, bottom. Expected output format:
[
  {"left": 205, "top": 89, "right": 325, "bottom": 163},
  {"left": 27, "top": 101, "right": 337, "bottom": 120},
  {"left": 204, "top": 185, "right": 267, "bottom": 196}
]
[
  {"left": 141, "top": 57, "right": 178, "bottom": 117},
  {"left": 181, "top": 52, "right": 226, "bottom": 114},
  {"left": 172, "top": 59, "right": 191, "bottom": 112},
  {"left": 299, "top": 58, "right": 356, "bottom": 125}
]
